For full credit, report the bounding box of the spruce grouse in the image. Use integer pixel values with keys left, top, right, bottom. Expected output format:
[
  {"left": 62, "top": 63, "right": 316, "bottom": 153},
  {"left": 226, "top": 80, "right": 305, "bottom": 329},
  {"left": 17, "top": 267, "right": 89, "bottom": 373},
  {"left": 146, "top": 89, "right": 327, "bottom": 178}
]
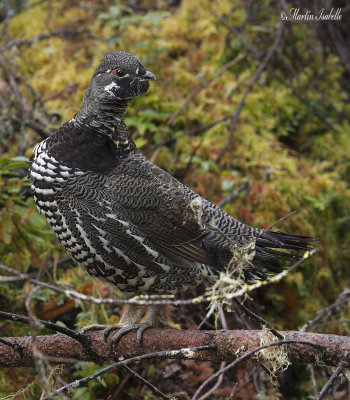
[{"left": 29, "top": 51, "right": 313, "bottom": 343}]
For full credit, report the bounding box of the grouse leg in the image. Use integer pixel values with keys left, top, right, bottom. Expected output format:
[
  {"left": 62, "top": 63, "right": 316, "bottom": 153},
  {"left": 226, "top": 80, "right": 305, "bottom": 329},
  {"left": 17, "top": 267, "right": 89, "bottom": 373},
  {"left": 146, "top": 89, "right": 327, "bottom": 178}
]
[
  {"left": 110, "top": 304, "right": 165, "bottom": 345},
  {"left": 80, "top": 303, "right": 144, "bottom": 340},
  {"left": 80, "top": 304, "right": 165, "bottom": 345}
]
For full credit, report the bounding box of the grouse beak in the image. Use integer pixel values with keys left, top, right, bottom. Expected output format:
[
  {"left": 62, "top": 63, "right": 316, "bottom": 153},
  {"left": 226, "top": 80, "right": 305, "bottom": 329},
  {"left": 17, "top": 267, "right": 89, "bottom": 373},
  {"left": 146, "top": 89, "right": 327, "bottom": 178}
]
[{"left": 142, "top": 70, "right": 156, "bottom": 80}]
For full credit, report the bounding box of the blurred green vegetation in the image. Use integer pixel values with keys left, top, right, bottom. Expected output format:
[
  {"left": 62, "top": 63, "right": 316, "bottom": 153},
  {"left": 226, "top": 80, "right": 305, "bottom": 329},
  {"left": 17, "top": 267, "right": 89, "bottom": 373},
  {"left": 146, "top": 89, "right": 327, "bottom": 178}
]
[{"left": 0, "top": 0, "right": 349, "bottom": 398}]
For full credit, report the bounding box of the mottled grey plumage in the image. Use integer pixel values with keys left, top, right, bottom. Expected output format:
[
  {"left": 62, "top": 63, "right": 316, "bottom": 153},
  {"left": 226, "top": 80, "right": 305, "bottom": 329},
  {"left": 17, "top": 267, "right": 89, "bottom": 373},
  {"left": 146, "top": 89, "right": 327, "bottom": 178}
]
[{"left": 29, "top": 51, "right": 313, "bottom": 342}]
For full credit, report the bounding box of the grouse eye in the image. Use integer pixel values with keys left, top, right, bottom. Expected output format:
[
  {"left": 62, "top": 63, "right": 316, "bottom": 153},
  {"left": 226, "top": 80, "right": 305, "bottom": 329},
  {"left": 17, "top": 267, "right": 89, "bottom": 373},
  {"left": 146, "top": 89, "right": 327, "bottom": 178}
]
[{"left": 111, "top": 68, "right": 125, "bottom": 77}]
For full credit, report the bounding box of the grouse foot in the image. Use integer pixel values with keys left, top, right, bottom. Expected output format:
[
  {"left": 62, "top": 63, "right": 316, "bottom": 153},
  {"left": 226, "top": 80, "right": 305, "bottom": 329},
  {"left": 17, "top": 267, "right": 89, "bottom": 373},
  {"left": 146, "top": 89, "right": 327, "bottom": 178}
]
[{"left": 80, "top": 304, "right": 165, "bottom": 346}]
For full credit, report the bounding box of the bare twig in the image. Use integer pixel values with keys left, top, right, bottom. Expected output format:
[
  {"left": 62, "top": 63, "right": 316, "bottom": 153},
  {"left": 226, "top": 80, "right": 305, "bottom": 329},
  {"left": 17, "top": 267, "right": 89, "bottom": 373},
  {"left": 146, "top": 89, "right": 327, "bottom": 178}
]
[
  {"left": 315, "top": 361, "right": 348, "bottom": 400},
  {"left": 25, "top": 283, "right": 51, "bottom": 397},
  {"left": 0, "top": 275, "right": 32, "bottom": 283},
  {"left": 313, "top": 320, "right": 350, "bottom": 329},
  {"left": 122, "top": 364, "right": 170, "bottom": 400},
  {"left": 301, "top": 289, "right": 350, "bottom": 332},
  {"left": 0, "top": 337, "right": 24, "bottom": 355},
  {"left": 43, "top": 83, "right": 79, "bottom": 103},
  {"left": 217, "top": 181, "right": 250, "bottom": 208},
  {"left": 180, "top": 136, "right": 204, "bottom": 180},
  {"left": 167, "top": 52, "right": 247, "bottom": 128},
  {"left": 197, "top": 360, "right": 226, "bottom": 400},
  {"left": 263, "top": 210, "right": 297, "bottom": 232},
  {"left": 111, "top": 374, "right": 130, "bottom": 399},
  {"left": 43, "top": 345, "right": 213, "bottom": 399},
  {"left": 0, "top": 0, "right": 13, "bottom": 42},
  {"left": 229, "top": 375, "right": 254, "bottom": 399},
  {"left": 215, "top": 20, "right": 284, "bottom": 163},
  {"left": 234, "top": 299, "right": 284, "bottom": 340},
  {"left": 308, "top": 364, "right": 319, "bottom": 396},
  {"left": 1, "top": 27, "right": 102, "bottom": 51},
  {"left": 328, "top": 22, "right": 350, "bottom": 75},
  {"left": 0, "top": 310, "right": 87, "bottom": 344},
  {"left": 149, "top": 113, "right": 236, "bottom": 152},
  {"left": 0, "top": 52, "right": 24, "bottom": 120},
  {"left": 269, "top": 68, "right": 338, "bottom": 133},
  {"left": 150, "top": 53, "right": 246, "bottom": 163},
  {"left": 192, "top": 339, "right": 321, "bottom": 400},
  {"left": 0, "top": 249, "right": 316, "bottom": 308},
  {"left": 23, "top": 118, "right": 53, "bottom": 138}
]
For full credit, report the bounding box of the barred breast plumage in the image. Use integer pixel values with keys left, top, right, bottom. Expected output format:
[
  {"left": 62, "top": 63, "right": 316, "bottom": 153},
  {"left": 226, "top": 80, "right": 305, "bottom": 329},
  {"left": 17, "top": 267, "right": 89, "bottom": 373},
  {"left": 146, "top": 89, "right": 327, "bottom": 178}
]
[{"left": 29, "top": 51, "right": 314, "bottom": 343}]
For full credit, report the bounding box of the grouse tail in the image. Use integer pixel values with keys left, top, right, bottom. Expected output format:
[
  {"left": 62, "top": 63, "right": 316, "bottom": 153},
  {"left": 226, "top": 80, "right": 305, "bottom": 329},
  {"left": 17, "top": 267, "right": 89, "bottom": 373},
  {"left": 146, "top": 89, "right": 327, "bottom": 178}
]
[{"left": 249, "top": 230, "right": 317, "bottom": 276}]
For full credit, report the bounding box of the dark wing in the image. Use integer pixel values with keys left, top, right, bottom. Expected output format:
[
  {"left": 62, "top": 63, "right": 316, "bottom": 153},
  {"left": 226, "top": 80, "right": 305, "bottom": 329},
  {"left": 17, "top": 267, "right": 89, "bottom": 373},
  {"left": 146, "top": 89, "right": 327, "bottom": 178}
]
[{"left": 106, "top": 154, "right": 216, "bottom": 267}]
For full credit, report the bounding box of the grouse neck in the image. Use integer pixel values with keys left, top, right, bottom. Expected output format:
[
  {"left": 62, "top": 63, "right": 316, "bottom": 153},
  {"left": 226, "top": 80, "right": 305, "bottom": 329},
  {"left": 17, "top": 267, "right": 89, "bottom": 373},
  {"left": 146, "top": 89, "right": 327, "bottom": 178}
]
[
  {"left": 74, "top": 98, "right": 129, "bottom": 131},
  {"left": 71, "top": 102, "right": 137, "bottom": 155}
]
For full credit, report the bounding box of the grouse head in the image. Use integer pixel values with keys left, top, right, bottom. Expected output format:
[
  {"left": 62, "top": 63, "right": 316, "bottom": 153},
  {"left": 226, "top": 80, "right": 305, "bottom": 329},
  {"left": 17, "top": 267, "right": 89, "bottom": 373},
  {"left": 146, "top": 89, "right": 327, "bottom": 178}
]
[{"left": 84, "top": 51, "right": 155, "bottom": 104}]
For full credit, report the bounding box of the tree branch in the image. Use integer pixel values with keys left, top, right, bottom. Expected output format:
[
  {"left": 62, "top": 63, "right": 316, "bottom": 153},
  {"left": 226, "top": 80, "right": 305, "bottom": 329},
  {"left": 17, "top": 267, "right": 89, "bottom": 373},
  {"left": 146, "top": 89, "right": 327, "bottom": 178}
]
[
  {"left": 0, "top": 329, "right": 349, "bottom": 368},
  {"left": 315, "top": 360, "right": 348, "bottom": 400}
]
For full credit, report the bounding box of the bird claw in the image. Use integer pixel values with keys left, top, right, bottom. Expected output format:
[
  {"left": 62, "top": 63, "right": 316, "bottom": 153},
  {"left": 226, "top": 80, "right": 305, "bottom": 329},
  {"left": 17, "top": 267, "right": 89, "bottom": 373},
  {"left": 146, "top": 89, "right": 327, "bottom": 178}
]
[
  {"left": 80, "top": 305, "right": 166, "bottom": 347},
  {"left": 80, "top": 322, "right": 157, "bottom": 347},
  {"left": 80, "top": 324, "right": 121, "bottom": 343},
  {"left": 110, "top": 322, "right": 160, "bottom": 346},
  {"left": 80, "top": 324, "right": 115, "bottom": 335}
]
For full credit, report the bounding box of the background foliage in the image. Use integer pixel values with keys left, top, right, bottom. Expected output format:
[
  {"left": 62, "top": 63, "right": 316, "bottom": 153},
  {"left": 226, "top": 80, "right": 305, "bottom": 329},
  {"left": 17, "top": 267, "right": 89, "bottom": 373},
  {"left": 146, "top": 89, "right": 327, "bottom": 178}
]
[{"left": 0, "top": 0, "right": 349, "bottom": 398}]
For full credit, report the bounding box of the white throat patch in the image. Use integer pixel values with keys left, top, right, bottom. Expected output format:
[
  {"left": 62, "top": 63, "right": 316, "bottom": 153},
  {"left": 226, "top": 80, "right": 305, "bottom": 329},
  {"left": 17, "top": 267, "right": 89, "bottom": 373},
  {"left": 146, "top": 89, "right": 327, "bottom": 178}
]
[{"left": 104, "top": 82, "right": 120, "bottom": 95}]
